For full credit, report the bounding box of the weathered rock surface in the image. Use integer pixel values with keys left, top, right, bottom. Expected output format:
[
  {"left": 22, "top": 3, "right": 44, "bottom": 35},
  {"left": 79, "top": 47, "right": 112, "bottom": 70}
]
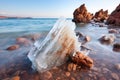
[
  {"left": 6, "top": 44, "right": 19, "bottom": 51},
  {"left": 94, "top": 9, "right": 108, "bottom": 22},
  {"left": 107, "top": 4, "right": 120, "bottom": 26},
  {"left": 72, "top": 4, "right": 93, "bottom": 23},
  {"left": 72, "top": 52, "right": 93, "bottom": 68}
]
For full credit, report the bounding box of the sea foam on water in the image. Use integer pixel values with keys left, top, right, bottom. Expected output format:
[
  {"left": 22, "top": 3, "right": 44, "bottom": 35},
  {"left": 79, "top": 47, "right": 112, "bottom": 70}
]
[{"left": 28, "top": 18, "right": 84, "bottom": 72}]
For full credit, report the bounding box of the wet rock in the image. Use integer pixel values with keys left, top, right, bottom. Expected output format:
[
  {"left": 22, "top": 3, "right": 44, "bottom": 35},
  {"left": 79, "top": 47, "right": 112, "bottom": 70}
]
[
  {"left": 84, "top": 35, "right": 91, "bottom": 42},
  {"left": 115, "top": 63, "right": 120, "bottom": 70},
  {"left": 70, "top": 77, "right": 76, "bottom": 80},
  {"left": 94, "top": 9, "right": 108, "bottom": 22},
  {"left": 65, "top": 72, "right": 70, "bottom": 77},
  {"left": 107, "top": 4, "right": 120, "bottom": 26},
  {"left": 108, "top": 29, "right": 118, "bottom": 33},
  {"left": 67, "top": 63, "right": 77, "bottom": 71},
  {"left": 6, "top": 44, "right": 19, "bottom": 51},
  {"left": 113, "top": 43, "right": 120, "bottom": 52},
  {"left": 72, "top": 4, "right": 93, "bottom": 23},
  {"left": 99, "top": 34, "right": 115, "bottom": 44},
  {"left": 56, "top": 77, "right": 61, "bottom": 80},
  {"left": 16, "top": 37, "right": 31, "bottom": 45},
  {"left": 72, "top": 52, "right": 93, "bottom": 68},
  {"left": 111, "top": 73, "right": 119, "bottom": 80},
  {"left": 11, "top": 76, "right": 20, "bottom": 80}
]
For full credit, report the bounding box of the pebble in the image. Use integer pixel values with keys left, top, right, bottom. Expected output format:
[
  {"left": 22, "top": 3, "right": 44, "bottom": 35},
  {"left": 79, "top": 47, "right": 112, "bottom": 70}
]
[
  {"left": 43, "top": 71, "right": 52, "bottom": 79},
  {"left": 102, "top": 68, "right": 110, "bottom": 73},
  {"left": 6, "top": 44, "right": 19, "bottom": 51},
  {"left": 111, "top": 73, "right": 119, "bottom": 80},
  {"left": 70, "top": 77, "right": 76, "bottom": 80},
  {"left": 11, "top": 76, "right": 20, "bottom": 80},
  {"left": 99, "top": 77, "right": 107, "bottom": 80}
]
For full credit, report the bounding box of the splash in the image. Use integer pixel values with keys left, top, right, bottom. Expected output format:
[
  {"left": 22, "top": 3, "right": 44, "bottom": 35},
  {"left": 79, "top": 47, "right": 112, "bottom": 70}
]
[{"left": 28, "top": 18, "right": 86, "bottom": 72}]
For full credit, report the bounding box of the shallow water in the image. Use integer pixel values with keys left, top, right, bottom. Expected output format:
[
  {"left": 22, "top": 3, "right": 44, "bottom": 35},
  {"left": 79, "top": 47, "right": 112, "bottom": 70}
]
[{"left": 0, "top": 18, "right": 120, "bottom": 80}]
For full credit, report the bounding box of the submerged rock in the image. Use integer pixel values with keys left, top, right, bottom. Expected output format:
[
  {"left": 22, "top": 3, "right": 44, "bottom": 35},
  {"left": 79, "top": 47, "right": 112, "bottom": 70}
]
[
  {"left": 72, "top": 4, "right": 93, "bottom": 23},
  {"left": 115, "top": 63, "right": 120, "bottom": 70},
  {"left": 99, "top": 34, "right": 115, "bottom": 44},
  {"left": 16, "top": 37, "right": 31, "bottom": 45},
  {"left": 6, "top": 44, "right": 19, "bottom": 51},
  {"left": 94, "top": 9, "right": 108, "bottom": 22},
  {"left": 113, "top": 43, "right": 120, "bottom": 52},
  {"left": 107, "top": 4, "right": 120, "bottom": 26}
]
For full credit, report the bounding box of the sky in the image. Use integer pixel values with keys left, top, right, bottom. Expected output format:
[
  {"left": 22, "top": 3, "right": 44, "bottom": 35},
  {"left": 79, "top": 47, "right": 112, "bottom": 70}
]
[{"left": 0, "top": 0, "right": 120, "bottom": 18}]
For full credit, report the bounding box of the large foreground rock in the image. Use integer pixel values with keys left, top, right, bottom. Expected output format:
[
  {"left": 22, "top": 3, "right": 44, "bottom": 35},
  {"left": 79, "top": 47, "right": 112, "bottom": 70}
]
[
  {"left": 106, "top": 4, "right": 120, "bottom": 26},
  {"left": 72, "top": 4, "right": 93, "bottom": 23},
  {"left": 94, "top": 9, "right": 108, "bottom": 22}
]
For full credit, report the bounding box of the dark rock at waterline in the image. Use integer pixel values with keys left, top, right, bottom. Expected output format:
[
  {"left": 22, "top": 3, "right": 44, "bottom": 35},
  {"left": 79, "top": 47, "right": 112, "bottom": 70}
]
[
  {"left": 113, "top": 43, "right": 120, "bottom": 52},
  {"left": 99, "top": 34, "right": 115, "bottom": 44},
  {"left": 72, "top": 4, "right": 93, "bottom": 23},
  {"left": 108, "top": 29, "right": 118, "bottom": 33},
  {"left": 93, "top": 9, "right": 108, "bottom": 22},
  {"left": 106, "top": 4, "right": 120, "bottom": 26},
  {"left": 6, "top": 44, "right": 20, "bottom": 51}
]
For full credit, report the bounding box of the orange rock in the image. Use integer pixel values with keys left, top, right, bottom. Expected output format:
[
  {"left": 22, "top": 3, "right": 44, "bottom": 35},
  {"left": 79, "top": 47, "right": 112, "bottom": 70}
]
[
  {"left": 84, "top": 36, "right": 91, "bottom": 42},
  {"left": 94, "top": 9, "right": 108, "bottom": 22},
  {"left": 72, "top": 4, "right": 93, "bottom": 23},
  {"left": 107, "top": 4, "right": 120, "bottom": 26},
  {"left": 67, "top": 63, "right": 77, "bottom": 71},
  {"left": 6, "top": 44, "right": 19, "bottom": 51},
  {"left": 43, "top": 71, "right": 52, "bottom": 79},
  {"left": 72, "top": 52, "right": 93, "bottom": 68}
]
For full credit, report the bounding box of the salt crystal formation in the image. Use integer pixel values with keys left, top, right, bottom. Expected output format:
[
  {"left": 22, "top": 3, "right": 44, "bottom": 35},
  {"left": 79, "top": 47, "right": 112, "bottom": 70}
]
[{"left": 28, "top": 18, "right": 88, "bottom": 72}]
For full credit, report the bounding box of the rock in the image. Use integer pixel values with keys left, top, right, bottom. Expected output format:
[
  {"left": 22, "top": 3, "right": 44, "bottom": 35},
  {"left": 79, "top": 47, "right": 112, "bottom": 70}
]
[
  {"left": 111, "top": 73, "right": 119, "bottom": 80},
  {"left": 113, "top": 43, "right": 120, "bottom": 52},
  {"left": 84, "top": 36, "right": 91, "bottom": 42},
  {"left": 72, "top": 4, "right": 93, "bottom": 23},
  {"left": 16, "top": 37, "right": 31, "bottom": 45},
  {"left": 6, "top": 44, "right": 19, "bottom": 51},
  {"left": 72, "top": 51, "right": 93, "bottom": 68},
  {"left": 107, "top": 4, "right": 120, "bottom": 26},
  {"left": 99, "top": 34, "right": 115, "bottom": 44},
  {"left": 11, "top": 76, "right": 20, "bottom": 80},
  {"left": 91, "top": 67, "right": 100, "bottom": 72},
  {"left": 109, "top": 29, "right": 118, "bottom": 33},
  {"left": 102, "top": 68, "right": 110, "bottom": 73},
  {"left": 115, "top": 63, "right": 120, "bottom": 70},
  {"left": 70, "top": 77, "right": 76, "bottom": 80},
  {"left": 67, "top": 63, "right": 77, "bottom": 71},
  {"left": 94, "top": 9, "right": 108, "bottom": 22},
  {"left": 65, "top": 72, "right": 70, "bottom": 77}
]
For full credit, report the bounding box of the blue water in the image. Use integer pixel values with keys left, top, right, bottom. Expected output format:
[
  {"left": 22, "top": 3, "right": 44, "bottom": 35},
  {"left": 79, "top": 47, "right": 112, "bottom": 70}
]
[{"left": 0, "top": 18, "right": 58, "bottom": 33}]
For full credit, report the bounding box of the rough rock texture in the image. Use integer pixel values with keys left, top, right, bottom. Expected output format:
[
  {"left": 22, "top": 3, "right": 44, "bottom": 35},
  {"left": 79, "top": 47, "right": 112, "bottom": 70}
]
[
  {"left": 107, "top": 4, "right": 120, "bottom": 26},
  {"left": 94, "top": 9, "right": 108, "bottom": 22},
  {"left": 71, "top": 52, "right": 93, "bottom": 68},
  {"left": 72, "top": 4, "right": 93, "bottom": 23}
]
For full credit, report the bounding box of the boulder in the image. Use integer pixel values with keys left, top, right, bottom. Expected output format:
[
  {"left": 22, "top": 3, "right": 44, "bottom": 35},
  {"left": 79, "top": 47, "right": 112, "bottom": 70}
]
[
  {"left": 106, "top": 4, "right": 120, "bottom": 26},
  {"left": 71, "top": 52, "right": 93, "bottom": 68},
  {"left": 94, "top": 9, "right": 108, "bottom": 22},
  {"left": 72, "top": 4, "right": 93, "bottom": 23},
  {"left": 6, "top": 44, "right": 19, "bottom": 51},
  {"left": 113, "top": 43, "right": 120, "bottom": 52},
  {"left": 99, "top": 34, "right": 115, "bottom": 44}
]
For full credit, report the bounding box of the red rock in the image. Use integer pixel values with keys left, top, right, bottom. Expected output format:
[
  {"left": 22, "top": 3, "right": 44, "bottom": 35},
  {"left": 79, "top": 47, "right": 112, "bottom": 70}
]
[
  {"left": 107, "top": 4, "right": 120, "bottom": 26},
  {"left": 72, "top": 4, "right": 93, "bottom": 23},
  {"left": 6, "top": 44, "right": 19, "bottom": 51},
  {"left": 43, "top": 71, "right": 52, "bottom": 79},
  {"left": 94, "top": 9, "right": 108, "bottom": 22},
  {"left": 67, "top": 63, "right": 77, "bottom": 71},
  {"left": 72, "top": 52, "right": 93, "bottom": 68}
]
